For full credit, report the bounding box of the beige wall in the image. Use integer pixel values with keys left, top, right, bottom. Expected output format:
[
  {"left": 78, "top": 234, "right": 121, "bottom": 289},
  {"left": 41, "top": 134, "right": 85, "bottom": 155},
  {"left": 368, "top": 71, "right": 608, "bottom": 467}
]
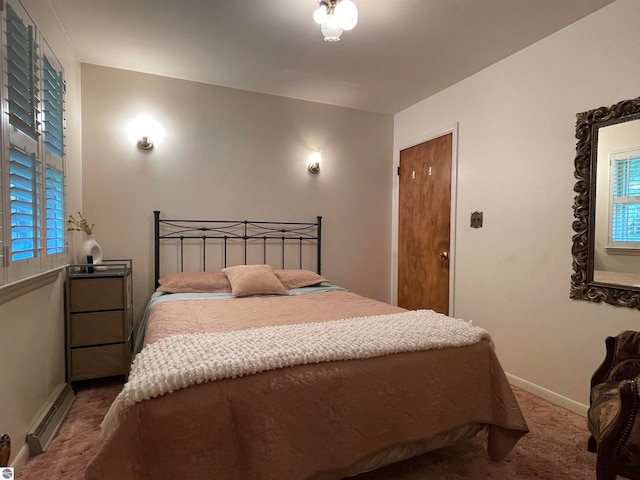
[
  {"left": 79, "top": 65, "right": 394, "bottom": 325},
  {"left": 0, "top": 0, "right": 82, "bottom": 466},
  {"left": 394, "top": 0, "right": 640, "bottom": 412}
]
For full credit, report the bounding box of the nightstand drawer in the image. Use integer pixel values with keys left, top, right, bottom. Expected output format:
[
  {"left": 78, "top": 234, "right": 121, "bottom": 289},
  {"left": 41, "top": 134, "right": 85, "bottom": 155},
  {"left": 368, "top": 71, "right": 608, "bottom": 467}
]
[
  {"left": 71, "top": 343, "right": 129, "bottom": 381},
  {"left": 69, "top": 277, "right": 125, "bottom": 311},
  {"left": 70, "top": 311, "right": 125, "bottom": 346}
]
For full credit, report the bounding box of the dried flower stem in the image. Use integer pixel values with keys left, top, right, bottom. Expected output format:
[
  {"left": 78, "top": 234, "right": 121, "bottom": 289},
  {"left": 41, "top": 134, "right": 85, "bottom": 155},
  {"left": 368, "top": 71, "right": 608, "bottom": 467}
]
[{"left": 67, "top": 211, "right": 95, "bottom": 235}]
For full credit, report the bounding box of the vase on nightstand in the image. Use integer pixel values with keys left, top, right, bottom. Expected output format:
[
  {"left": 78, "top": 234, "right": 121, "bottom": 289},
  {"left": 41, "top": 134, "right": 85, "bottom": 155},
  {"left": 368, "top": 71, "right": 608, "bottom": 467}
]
[{"left": 77, "top": 234, "right": 103, "bottom": 264}]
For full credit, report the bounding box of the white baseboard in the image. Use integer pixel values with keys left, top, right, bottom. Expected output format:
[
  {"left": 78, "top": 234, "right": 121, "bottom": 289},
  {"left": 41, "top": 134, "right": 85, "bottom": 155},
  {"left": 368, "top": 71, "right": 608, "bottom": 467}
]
[
  {"left": 507, "top": 372, "right": 588, "bottom": 417},
  {"left": 11, "top": 444, "right": 29, "bottom": 469}
]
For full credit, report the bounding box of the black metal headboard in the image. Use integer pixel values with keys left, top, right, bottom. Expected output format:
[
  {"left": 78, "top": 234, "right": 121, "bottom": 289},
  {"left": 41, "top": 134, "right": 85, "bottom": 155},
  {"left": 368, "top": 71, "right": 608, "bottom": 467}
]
[{"left": 154, "top": 211, "right": 322, "bottom": 288}]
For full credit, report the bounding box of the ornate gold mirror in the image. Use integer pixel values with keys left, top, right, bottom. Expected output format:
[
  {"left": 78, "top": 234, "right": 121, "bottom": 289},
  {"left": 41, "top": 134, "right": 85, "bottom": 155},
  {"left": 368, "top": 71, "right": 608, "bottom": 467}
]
[{"left": 571, "top": 96, "right": 640, "bottom": 309}]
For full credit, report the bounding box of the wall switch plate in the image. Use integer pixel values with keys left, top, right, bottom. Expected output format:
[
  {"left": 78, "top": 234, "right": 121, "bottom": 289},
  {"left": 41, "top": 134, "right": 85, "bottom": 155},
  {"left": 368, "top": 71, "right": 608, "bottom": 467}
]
[{"left": 470, "top": 211, "right": 483, "bottom": 228}]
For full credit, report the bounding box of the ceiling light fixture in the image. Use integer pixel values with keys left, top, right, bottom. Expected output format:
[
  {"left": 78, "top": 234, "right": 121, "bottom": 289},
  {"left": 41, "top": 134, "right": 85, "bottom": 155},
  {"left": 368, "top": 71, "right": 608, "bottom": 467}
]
[{"left": 313, "top": 0, "right": 358, "bottom": 42}]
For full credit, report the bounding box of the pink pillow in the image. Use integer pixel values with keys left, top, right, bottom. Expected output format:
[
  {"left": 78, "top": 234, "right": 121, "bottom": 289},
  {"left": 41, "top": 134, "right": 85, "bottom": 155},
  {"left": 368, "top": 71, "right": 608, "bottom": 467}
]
[
  {"left": 222, "top": 264, "right": 288, "bottom": 297},
  {"left": 274, "top": 269, "right": 327, "bottom": 289},
  {"left": 157, "top": 271, "right": 231, "bottom": 293}
]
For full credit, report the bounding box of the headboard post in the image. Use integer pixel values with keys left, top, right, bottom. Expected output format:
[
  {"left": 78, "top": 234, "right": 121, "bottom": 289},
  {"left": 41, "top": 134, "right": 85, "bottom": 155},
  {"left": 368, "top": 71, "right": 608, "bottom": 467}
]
[
  {"left": 317, "top": 216, "right": 322, "bottom": 275},
  {"left": 154, "top": 210, "right": 161, "bottom": 289}
]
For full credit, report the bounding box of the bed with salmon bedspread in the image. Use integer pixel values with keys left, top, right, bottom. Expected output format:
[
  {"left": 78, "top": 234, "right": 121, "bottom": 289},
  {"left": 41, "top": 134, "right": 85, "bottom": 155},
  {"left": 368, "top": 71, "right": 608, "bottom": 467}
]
[{"left": 84, "top": 212, "right": 528, "bottom": 480}]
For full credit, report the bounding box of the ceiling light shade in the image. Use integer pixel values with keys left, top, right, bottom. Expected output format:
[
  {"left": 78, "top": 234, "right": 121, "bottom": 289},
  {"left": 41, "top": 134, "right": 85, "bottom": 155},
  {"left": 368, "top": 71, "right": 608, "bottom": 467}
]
[
  {"left": 313, "top": 2, "right": 329, "bottom": 24},
  {"left": 314, "top": 0, "right": 357, "bottom": 42},
  {"left": 321, "top": 15, "right": 343, "bottom": 42},
  {"left": 334, "top": 0, "right": 358, "bottom": 31}
]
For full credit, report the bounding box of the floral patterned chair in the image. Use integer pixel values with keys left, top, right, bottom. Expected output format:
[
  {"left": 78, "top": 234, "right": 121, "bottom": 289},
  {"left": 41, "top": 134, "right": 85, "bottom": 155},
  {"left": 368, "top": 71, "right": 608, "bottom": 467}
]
[{"left": 588, "top": 330, "right": 640, "bottom": 480}]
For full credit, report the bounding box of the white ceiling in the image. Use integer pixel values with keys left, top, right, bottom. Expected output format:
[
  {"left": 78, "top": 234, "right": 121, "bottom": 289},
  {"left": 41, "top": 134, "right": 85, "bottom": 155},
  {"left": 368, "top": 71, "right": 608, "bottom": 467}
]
[{"left": 48, "top": 0, "right": 616, "bottom": 114}]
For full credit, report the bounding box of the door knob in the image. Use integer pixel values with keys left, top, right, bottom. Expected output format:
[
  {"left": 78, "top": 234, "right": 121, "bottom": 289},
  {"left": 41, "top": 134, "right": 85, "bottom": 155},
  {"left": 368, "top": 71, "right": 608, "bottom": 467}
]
[{"left": 439, "top": 251, "right": 449, "bottom": 260}]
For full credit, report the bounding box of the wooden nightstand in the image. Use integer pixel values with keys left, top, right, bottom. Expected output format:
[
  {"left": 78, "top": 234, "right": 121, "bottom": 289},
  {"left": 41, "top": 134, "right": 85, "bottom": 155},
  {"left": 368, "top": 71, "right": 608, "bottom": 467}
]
[{"left": 65, "top": 259, "right": 133, "bottom": 384}]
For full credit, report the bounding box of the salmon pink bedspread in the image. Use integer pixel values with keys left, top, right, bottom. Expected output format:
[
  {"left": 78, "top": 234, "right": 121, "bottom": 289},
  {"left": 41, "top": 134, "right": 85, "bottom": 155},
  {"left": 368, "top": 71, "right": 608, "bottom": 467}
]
[{"left": 85, "top": 290, "right": 528, "bottom": 480}]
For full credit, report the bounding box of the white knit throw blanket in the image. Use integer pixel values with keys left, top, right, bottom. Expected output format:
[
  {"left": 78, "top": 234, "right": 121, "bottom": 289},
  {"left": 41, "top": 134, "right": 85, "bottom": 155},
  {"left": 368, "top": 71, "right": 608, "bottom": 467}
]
[{"left": 101, "top": 309, "right": 489, "bottom": 439}]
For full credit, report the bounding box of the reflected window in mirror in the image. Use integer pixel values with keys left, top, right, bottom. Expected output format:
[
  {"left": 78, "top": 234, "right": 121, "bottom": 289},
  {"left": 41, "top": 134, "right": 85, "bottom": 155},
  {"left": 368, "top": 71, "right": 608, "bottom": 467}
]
[{"left": 609, "top": 149, "right": 640, "bottom": 246}]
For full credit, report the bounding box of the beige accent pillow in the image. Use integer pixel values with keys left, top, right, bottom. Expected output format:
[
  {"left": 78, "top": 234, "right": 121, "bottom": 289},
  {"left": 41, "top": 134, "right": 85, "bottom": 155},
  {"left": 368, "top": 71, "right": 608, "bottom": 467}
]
[
  {"left": 274, "top": 269, "right": 327, "bottom": 289},
  {"left": 222, "top": 264, "right": 288, "bottom": 297},
  {"left": 157, "top": 271, "right": 231, "bottom": 293}
]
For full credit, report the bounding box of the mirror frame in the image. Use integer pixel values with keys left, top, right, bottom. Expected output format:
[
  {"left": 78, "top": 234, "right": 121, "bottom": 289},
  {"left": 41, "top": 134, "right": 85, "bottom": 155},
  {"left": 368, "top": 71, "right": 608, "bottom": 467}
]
[{"left": 571, "top": 96, "right": 640, "bottom": 309}]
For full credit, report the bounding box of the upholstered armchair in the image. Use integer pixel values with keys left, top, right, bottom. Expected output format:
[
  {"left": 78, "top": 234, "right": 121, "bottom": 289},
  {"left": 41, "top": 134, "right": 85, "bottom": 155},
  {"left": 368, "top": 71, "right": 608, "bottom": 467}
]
[{"left": 588, "top": 330, "right": 640, "bottom": 480}]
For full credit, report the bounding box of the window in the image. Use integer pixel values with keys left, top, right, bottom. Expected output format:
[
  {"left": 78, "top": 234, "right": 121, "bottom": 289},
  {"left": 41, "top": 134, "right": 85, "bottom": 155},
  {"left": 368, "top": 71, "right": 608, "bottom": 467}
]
[
  {"left": 0, "top": 0, "right": 66, "bottom": 286},
  {"left": 9, "top": 146, "right": 40, "bottom": 260},
  {"left": 42, "top": 48, "right": 65, "bottom": 256},
  {"left": 6, "top": 3, "right": 37, "bottom": 138},
  {"left": 45, "top": 165, "right": 63, "bottom": 255},
  {"left": 609, "top": 150, "right": 640, "bottom": 248}
]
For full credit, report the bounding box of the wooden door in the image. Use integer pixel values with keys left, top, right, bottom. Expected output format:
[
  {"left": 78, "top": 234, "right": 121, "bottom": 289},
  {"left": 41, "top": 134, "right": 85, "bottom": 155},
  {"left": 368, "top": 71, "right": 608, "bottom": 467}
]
[{"left": 398, "top": 134, "right": 452, "bottom": 314}]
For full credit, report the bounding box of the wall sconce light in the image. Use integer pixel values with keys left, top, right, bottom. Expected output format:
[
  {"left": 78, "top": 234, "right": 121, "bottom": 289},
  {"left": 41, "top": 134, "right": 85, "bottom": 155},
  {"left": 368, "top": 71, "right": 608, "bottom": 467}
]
[
  {"left": 126, "top": 115, "right": 164, "bottom": 151},
  {"left": 137, "top": 136, "right": 153, "bottom": 150},
  {"left": 308, "top": 151, "right": 322, "bottom": 174}
]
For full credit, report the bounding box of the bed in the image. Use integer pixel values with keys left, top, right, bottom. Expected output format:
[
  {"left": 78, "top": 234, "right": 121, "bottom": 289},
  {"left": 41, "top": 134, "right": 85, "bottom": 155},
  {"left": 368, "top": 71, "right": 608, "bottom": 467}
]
[{"left": 84, "top": 211, "right": 528, "bottom": 480}]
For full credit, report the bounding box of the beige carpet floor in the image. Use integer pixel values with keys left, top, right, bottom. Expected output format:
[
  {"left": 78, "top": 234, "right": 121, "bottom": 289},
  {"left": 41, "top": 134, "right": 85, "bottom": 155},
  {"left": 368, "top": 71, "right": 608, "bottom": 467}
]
[{"left": 16, "top": 378, "right": 597, "bottom": 479}]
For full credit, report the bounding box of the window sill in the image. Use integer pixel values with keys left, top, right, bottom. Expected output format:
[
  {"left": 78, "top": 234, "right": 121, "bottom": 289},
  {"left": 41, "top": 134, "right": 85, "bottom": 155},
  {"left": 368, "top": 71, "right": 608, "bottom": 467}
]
[
  {"left": 605, "top": 247, "right": 640, "bottom": 256},
  {"left": 0, "top": 268, "right": 63, "bottom": 306}
]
